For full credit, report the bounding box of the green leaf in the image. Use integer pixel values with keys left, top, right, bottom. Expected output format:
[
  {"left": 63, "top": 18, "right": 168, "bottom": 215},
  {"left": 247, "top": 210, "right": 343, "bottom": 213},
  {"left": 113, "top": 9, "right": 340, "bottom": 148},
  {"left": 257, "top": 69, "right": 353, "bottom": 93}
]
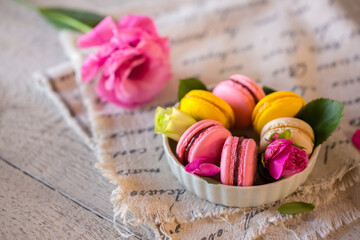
[
  {"left": 178, "top": 78, "right": 207, "bottom": 102},
  {"left": 38, "top": 8, "right": 105, "bottom": 33},
  {"left": 278, "top": 201, "right": 315, "bottom": 214},
  {"left": 262, "top": 86, "right": 277, "bottom": 95},
  {"left": 292, "top": 143, "right": 305, "bottom": 149},
  {"left": 279, "top": 129, "right": 291, "bottom": 139},
  {"left": 295, "top": 98, "right": 344, "bottom": 146},
  {"left": 266, "top": 131, "right": 277, "bottom": 142}
]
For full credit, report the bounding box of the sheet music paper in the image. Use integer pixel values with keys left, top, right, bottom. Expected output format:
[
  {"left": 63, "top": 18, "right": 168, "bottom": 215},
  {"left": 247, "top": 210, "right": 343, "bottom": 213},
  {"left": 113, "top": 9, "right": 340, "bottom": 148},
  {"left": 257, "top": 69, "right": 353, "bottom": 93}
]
[{"left": 40, "top": 0, "right": 360, "bottom": 238}]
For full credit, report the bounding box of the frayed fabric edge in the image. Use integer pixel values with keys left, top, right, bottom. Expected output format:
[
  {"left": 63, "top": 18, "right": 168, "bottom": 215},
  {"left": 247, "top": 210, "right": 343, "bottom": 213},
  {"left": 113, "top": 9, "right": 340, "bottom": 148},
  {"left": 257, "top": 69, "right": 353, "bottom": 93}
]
[{"left": 102, "top": 162, "right": 360, "bottom": 239}]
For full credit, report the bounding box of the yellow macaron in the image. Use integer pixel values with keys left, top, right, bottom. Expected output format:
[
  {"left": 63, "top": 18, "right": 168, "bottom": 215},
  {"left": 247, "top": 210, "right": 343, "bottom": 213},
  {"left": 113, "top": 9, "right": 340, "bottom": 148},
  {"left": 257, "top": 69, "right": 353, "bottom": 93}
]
[
  {"left": 180, "top": 90, "right": 235, "bottom": 129},
  {"left": 252, "top": 91, "right": 306, "bottom": 134}
]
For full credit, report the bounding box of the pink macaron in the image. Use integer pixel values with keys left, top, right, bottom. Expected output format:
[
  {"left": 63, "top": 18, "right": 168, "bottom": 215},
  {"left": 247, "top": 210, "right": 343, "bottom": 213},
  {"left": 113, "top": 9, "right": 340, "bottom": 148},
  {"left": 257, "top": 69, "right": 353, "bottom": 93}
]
[
  {"left": 212, "top": 74, "right": 265, "bottom": 128},
  {"left": 220, "top": 136, "right": 257, "bottom": 186},
  {"left": 176, "top": 120, "right": 231, "bottom": 165}
]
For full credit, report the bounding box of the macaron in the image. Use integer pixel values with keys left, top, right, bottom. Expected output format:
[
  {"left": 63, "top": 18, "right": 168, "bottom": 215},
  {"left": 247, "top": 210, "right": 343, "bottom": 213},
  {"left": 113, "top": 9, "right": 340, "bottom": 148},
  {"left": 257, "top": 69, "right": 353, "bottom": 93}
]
[
  {"left": 260, "top": 117, "right": 315, "bottom": 155},
  {"left": 176, "top": 120, "right": 231, "bottom": 164},
  {"left": 220, "top": 136, "right": 257, "bottom": 186},
  {"left": 180, "top": 90, "right": 235, "bottom": 129},
  {"left": 252, "top": 91, "right": 306, "bottom": 134},
  {"left": 212, "top": 74, "right": 265, "bottom": 128}
]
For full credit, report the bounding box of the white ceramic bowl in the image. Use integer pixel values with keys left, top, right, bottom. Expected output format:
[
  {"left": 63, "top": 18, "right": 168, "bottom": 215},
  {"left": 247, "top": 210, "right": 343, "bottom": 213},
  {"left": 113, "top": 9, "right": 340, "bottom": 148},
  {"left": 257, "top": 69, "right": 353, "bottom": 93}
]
[{"left": 163, "top": 135, "right": 321, "bottom": 207}]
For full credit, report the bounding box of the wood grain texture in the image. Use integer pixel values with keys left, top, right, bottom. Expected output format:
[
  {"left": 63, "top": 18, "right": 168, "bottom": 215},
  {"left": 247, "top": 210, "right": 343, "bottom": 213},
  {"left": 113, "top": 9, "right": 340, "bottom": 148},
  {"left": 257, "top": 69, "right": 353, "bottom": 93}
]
[
  {"left": 0, "top": 160, "right": 120, "bottom": 239},
  {"left": 0, "top": 1, "right": 148, "bottom": 239}
]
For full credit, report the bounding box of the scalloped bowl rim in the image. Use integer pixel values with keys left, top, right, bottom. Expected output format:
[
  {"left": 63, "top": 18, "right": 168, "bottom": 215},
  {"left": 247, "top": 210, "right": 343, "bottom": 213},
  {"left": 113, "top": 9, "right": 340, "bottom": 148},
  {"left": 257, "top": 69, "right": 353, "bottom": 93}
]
[{"left": 163, "top": 135, "right": 321, "bottom": 207}]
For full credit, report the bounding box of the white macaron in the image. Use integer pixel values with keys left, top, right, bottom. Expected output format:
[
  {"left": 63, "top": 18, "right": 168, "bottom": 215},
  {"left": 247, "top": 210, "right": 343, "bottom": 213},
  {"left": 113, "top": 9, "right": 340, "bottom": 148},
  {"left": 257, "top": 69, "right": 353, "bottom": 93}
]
[{"left": 260, "top": 117, "right": 315, "bottom": 155}]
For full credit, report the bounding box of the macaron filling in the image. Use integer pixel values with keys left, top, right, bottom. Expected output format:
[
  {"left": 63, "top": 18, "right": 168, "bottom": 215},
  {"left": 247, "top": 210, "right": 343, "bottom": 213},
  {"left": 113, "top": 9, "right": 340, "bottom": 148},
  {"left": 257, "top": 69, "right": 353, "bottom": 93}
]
[
  {"left": 230, "top": 78, "right": 259, "bottom": 104},
  {"left": 233, "top": 137, "right": 244, "bottom": 186},
  {"left": 183, "top": 124, "right": 216, "bottom": 162}
]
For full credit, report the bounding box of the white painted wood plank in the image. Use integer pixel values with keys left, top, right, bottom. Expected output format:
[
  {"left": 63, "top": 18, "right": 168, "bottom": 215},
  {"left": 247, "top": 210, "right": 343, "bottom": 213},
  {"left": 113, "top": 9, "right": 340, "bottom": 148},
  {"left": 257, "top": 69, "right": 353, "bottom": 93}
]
[
  {"left": 0, "top": 160, "right": 120, "bottom": 239},
  {"left": 0, "top": 1, "right": 151, "bottom": 238},
  {"left": 0, "top": 0, "right": 113, "bottom": 218}
]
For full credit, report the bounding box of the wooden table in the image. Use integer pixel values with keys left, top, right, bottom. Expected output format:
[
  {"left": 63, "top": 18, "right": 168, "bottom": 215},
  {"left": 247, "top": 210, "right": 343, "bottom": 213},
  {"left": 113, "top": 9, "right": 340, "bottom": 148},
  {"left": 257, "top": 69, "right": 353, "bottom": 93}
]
[{"left": 0, "top": 0, "right": 359, "bottom": 239}]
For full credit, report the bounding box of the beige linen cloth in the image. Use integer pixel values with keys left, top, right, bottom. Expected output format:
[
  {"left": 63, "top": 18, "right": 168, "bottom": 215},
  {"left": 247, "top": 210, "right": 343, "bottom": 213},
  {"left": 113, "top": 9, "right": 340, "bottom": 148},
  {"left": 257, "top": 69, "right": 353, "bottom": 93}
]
[{"left": 35, "top": 0, "right": 360, "bottom": 239}]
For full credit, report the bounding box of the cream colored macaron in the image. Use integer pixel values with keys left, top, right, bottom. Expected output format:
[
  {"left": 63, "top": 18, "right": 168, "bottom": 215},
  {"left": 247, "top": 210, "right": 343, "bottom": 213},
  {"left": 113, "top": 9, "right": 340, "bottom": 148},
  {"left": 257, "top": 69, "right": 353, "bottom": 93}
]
[{"left": 260, "top": 117, "right": 315, "bottom": 155}]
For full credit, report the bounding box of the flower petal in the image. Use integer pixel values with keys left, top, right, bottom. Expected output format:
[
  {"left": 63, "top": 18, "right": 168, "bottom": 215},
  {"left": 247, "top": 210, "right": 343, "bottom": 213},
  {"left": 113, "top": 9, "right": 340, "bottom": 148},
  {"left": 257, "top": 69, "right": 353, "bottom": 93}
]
[
  {"left": 282, "top": 147, "right": 309, "bottom": 177},
  {"left": 185, "top": 158, "right": 205, "bottom": 172},
  {"left": 77, "top": 16, "right": 117, "bottom": 48},
  {"left": 113, "top": 39, "right": 171, "bottom": 105},
  {"left": 267, "top": 146, "right": 293, "bottom": 179},
  {"left": 185, "top": 158, "right": 220, "bottom": 177},
  {"left": 81, "top": 53, "right": 100, "bottom": 82},
  {"left": 154, "top": 107, "right": 196, "bottom": 141},
  {"left": 84, "top": 15, "right": 172, "bottom": 108},
  {"left": 352, "top": 129, "right": 360, "bottom": 150},
  {"left": 195, "top": 163, "right": 220, "bottom": 177},
  {"left": 118, "top": 14, "right": 159, "bottom": 38}
]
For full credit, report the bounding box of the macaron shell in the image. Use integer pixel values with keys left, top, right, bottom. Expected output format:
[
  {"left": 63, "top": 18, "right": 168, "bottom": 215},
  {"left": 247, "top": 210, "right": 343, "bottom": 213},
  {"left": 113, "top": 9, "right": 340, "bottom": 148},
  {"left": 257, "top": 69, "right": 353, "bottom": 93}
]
[
  {"left": 220, "top": 136, "right": 237, "bottom": 185},
  {"left": 260, "top": 117, "right": 315, "bottom": 154},
  {"left": 230, "top": 74, "right": 266, "bottom": 102},
  {"left": 213, "top": 81, "right": 254, "bottom": 128},
  {"left": 180, "top": 90, "right": 235, "bottom": 128},
  {"left": 176, "top": 120, "right": 231, "bottom": 164},
  {"left": 220, "top": 136, "right": 257, "bottom": 186},
  {"left": 176, "top": 120, "right": 222, "bottom": 163},
  {"left": 252, "top": 91, "right": 306, "bottom": 134},
  {"left": 213, "top": 75, "right": 265, "bottom": 128},
  {"left": 238, "top": 138, "right": 257, "bottom": 186},
  {"left": 187, "top": 125, "right": 231, "bottom": 164}
]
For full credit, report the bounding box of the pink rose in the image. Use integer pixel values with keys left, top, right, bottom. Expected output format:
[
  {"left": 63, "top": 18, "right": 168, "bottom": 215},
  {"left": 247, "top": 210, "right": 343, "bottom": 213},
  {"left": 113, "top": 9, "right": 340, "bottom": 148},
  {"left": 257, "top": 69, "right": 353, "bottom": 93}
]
[
  {"left": 264, "top": 139, "right": 309, "bottom": 179},
  {"left": 77, "top": 15, "right": 172, "bottom": 108}
]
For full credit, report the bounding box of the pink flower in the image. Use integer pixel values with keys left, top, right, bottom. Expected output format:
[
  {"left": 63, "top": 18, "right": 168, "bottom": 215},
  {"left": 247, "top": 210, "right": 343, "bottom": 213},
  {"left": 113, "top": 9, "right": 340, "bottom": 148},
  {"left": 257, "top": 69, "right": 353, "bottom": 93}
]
[
  {"left": 77, "top": 15, "right": 172, "bottom": 108},
  {"left": 264, "top": 139, "right": 309, "bottom": 179},
  {"left": 185, "top": 158, "right": 220, "bottom": 177},
  {"left": 352, "top": 129, "right": 360, "bottom": 150}
]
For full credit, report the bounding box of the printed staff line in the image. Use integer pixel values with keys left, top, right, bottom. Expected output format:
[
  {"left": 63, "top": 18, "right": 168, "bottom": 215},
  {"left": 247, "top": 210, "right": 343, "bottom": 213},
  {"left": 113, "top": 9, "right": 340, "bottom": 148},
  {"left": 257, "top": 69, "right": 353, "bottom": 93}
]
[
  {"left": 309, "top": 41, "right": 340, "bottom": 53},
  {"left": 98, "top": 101, "right": 177, "bottom": 118},
  {"left": 262, "top": 45, "right": 297, "bottom": 61},
  {"left": 182, "top": 43, "right": 253, "bottom": 66},
  {"left": 313, "top": 14, "right": 348, "bottom": 40},
  {"left": 112, "top": 145, "right": 163, "bottom": 158},
  {"left": 109, "top": 125, "right": 155, "bottom": 139},
  {"left": 280, "top": 29, "right": 307, "bottom": 39},
  {"left": 317, "top": 53, "right": 360, "bottom": 71},
  {"left": 244, "top": 205, "right": 270, "bottom": 230},
  {"left": 243, "top": 200, "right": 279, "bottom": 230},
  {"left": 215, "top": 0, "right": 267, "bottom": 21},
  {"left": 272, "top": 62, "right": 307, "bottom": 78},
  {"left": 129, "top": 188, "right": 186, "bottom": 202},
  {"left": 168, "top": 224, "right": 181, "bottom": 235},
  {"left": 341, "top": 97, "right": 360, "bottom": 106},
  {"left": 332, "top": 76, "right": 360, "bottom": 88},
  {"left": 323, "top": 139, "right": 351, "bottom": 164},
  {"left": 291, "top": 84, "right": 316, "bottom": 97},
  {"left": 199, "top": 228, "right": 225, "bottom": 240},
  {"left": 291, "top": 4, "right": 309, "bottom": 16},
  {"left": 349, "top": 117, "right": 360, "bottom": 127},
  {"left": 117, "top": 168, "right": 160, "bottom": 176}
]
